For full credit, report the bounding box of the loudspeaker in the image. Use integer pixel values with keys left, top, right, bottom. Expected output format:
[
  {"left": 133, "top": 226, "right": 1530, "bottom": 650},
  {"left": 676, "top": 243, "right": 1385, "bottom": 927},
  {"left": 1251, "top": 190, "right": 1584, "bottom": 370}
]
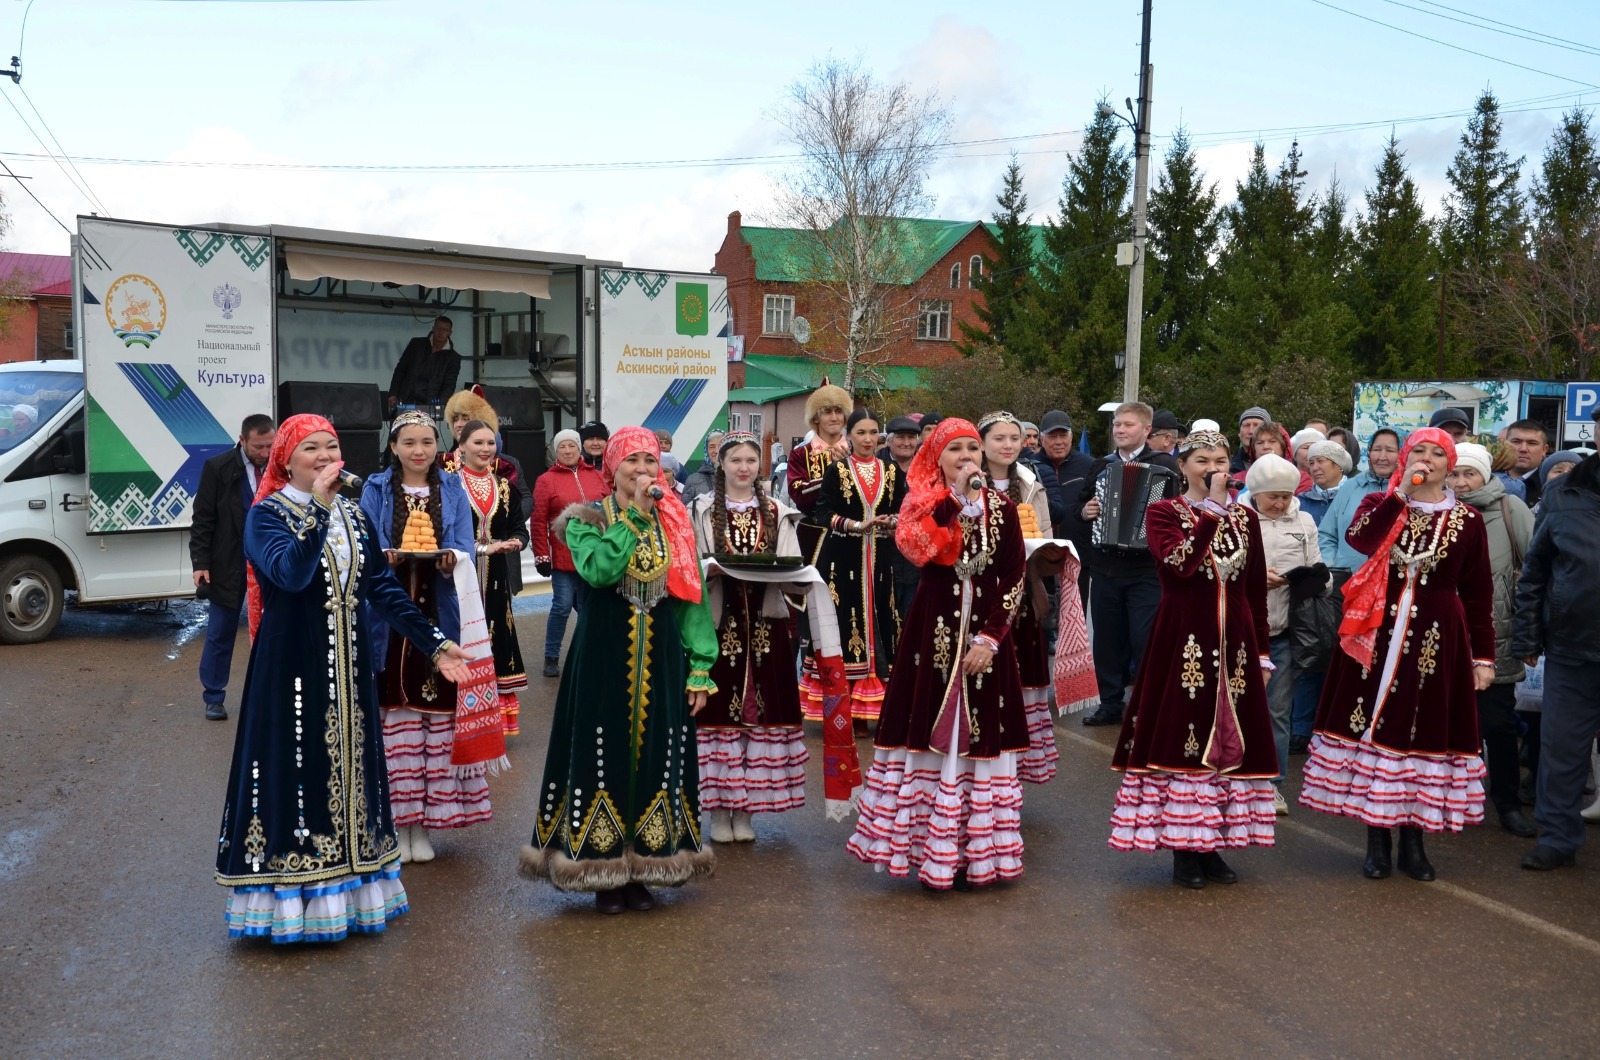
[
  {"left": 336, "top": 431, "right": 384, "bottom": 484},
  {"left": 278, "top": 381, "right": 383, "bottom": 431},
  {"left": 499, "top": 429, "right": 547, "bottom": 487},
  {"left": 479, "top": 384, "right": 541, "bottom": 431}
]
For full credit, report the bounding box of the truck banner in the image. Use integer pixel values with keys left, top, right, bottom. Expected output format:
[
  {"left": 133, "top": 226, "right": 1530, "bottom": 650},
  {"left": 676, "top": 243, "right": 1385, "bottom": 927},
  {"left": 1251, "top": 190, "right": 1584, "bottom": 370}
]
[
  {"left": 598, "top": 269, "right": 728, "bottom": 455},
  {"left": 78, "top": 219, "right": 274, "bottom": 532}
]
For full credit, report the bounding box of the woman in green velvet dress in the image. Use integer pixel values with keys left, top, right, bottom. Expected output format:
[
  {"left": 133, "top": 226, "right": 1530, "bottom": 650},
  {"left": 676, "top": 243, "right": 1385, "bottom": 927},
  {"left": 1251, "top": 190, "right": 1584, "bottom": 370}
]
[{"left": 519, "top": 426, "right": 718, "bottom": 914}]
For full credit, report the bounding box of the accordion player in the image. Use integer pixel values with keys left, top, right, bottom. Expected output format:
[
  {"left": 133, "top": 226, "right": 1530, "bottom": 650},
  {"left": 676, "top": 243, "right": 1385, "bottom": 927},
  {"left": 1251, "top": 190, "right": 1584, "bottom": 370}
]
[{"left": 1091, "top": 460, "right": 1178, "bottom": 553}]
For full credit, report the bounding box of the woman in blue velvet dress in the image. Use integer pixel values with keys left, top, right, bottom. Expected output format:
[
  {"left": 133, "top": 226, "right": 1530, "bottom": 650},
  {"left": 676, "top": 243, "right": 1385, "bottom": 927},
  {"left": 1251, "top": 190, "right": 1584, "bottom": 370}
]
[{"left": 215, "top": 414, "right": 470, "bottom": 944}]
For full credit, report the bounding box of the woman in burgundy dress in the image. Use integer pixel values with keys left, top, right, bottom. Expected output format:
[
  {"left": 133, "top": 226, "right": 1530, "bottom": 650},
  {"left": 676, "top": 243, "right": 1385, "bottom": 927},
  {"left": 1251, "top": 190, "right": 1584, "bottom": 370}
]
[
  {"left": 848, "top": 418, "right": 1028, "bottom": 891},
  {"left": 690, "top": 432, "right": 809, "bottom": 843},
  {"left": 1300, "top": 427, "right": 1493, "bottom": 882},
  {"left": 1108, "top": 429, "right": 1278, "bottom": 889},
  {"left": 978, "top": 410, "right": 1058, "bottom": 784}
]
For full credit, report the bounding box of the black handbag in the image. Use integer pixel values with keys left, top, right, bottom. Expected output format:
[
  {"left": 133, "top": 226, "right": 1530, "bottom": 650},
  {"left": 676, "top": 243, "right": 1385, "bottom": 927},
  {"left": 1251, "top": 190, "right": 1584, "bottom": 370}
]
[{"left": 1286, "top": 563, "right": 1340, "bottom": 672}]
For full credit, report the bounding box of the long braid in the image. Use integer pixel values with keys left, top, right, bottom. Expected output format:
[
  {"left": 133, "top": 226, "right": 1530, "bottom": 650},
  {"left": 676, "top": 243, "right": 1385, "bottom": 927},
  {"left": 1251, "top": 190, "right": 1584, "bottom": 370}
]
[
  {"left": 758, "top": 479, "right": 777, "bottom": 552},
  {"left": 388, "top": 467, "right": 407, "bottom": 547},
  {"left": 427, "top": 462, "right": 444, "bottom": 543},
  {"left": 711, "top": 464, "right": 729, "bottom": 553},
  {"left": 1006, "top": 459, "right": 1022, "bottom": 505}
]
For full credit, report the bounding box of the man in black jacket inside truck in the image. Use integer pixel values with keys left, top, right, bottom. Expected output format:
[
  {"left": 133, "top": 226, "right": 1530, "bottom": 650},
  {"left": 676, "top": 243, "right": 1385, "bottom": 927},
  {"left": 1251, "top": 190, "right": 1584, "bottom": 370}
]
[
  {"left": 190, "top": 414, "right": 274, "bottom": 721},
  {"left": 1073, "top": 401, "right": 1180, "bottom": 727}
]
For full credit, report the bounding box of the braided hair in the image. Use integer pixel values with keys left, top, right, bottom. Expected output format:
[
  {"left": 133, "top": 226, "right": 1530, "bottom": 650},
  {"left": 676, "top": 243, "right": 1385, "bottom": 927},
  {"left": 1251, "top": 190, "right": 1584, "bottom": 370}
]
[
  {"left": 977, "top": 413, "right": 1024, "bottom": 505},
  {"left": 711, "top": 436, "right": 775, "bottom": 553},
  {"left": 387, "top": 420, "right": 445, "bottom": 547}
]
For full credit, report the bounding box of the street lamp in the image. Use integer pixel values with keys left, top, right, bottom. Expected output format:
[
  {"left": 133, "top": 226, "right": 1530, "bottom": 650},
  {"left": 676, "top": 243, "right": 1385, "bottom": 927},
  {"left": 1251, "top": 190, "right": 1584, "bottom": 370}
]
[{"left": 1114, "top": 349, "right": 1126, "bottom": 372}]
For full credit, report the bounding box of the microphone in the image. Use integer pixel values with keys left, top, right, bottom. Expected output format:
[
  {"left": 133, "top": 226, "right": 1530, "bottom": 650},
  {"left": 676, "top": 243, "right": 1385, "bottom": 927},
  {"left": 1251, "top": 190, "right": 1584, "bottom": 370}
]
[
  {"left": 967, "top": 473, "right": 986, "bottom": 491},
  {"left": 648, "top": 485, "right": 665, "bottom": 501},
  {"left": 1410, "top": 471, "right": 1425, "bottom": 486},
  {"left": 337, "top": 468, "right": 364, "bottom": 490}
]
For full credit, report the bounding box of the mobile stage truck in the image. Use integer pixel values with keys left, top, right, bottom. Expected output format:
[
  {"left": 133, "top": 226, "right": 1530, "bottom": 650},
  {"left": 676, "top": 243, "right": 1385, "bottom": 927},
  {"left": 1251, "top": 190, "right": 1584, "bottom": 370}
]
[{"left": 0, "top": 216, "right": 728, "bottom": 643}]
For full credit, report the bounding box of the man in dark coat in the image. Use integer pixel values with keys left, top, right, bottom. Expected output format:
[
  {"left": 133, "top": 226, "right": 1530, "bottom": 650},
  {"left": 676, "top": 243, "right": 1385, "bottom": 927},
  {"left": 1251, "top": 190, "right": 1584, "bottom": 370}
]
[
  {"left": 1072, "top": 402, "right": 1181, "bottom": 726},
  {"left": 386, "top": 315, "right": 461, "bottom": 413},
  {"left": 1033, "top": 409, "right": 1097, "bottom": 609},
  {"left": 191, "top": 414, "right": 275, "bottom": 720}
]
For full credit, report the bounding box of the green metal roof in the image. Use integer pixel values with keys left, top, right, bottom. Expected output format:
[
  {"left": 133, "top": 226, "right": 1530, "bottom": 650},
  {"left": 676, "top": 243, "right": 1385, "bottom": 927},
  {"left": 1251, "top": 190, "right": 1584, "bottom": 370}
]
[
  {"left": 742, "top": 218, "right": 1049, "bottom": 284},
  {"left": 726, "top": 384, "right": 811, "bottom": 405},
  {"left": 742, "top": 353, "right": 925, "bottom": 393}
]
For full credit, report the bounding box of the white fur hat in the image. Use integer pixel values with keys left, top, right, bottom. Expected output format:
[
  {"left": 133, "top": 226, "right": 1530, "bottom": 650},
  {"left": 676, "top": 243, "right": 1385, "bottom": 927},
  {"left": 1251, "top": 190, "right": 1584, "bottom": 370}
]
[
  {"left": 1246, "top": 453, "right": 1300, "bottom": 495},
  {"left": 1454, "top": 442, "right": 1493, "bottom": 485},
  {"left": 1190, "top": 417, "right": 1221, "bottom": 433},
  {"left": 1308, "top": 439, "right": 1352, "bottom": 474},
  {"left": 1289, "top": 427, "right": 1326, "bottom": 453}
]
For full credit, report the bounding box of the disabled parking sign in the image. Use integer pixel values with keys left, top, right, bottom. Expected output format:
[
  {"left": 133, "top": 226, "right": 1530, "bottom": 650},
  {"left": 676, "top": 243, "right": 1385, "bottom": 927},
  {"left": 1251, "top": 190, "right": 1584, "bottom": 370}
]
[{"left": 1566, "top": 382, "right": 1599, "bottom": 445}]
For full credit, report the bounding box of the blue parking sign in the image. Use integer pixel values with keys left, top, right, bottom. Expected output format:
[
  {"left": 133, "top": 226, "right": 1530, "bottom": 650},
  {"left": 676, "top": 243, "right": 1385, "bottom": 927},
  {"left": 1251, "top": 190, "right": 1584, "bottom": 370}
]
[{"left": 1567, "top": 382, "right": 1599, "bottom": 443}]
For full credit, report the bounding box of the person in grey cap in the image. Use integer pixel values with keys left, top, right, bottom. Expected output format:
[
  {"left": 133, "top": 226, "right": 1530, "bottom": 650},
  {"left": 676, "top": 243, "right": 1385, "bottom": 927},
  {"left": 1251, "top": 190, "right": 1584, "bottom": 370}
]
[
  {"left": 1232, "top": 406, "right": 1271, "bottom": 474},
  {"left": 1427, "top": 406, "right": 1473, "bottom": 444},
  {"left": 1021, "top": 421, "right": 1040, "bottom": 453}
]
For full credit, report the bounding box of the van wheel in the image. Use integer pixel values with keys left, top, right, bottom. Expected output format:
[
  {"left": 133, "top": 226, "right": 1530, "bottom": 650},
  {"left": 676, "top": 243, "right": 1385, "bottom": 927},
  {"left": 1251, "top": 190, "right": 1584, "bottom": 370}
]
[{"left": 0, "top": 554, "right": 64, "bottom": 644}]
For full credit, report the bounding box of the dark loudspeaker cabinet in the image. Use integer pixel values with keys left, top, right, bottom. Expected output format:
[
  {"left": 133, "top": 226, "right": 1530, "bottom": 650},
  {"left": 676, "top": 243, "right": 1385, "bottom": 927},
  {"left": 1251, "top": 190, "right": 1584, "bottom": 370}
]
[
  {"left": 333, "top": 431, "right": 383, "bottom": 484},
  {"left": 498, "top": 430, "right": 547, "bottom": 489},
  {"left": 478, "top": 384, "right": 541, "bottom": 431},
  {"left": 277, "top": 381, "right": 384, "bottom": 431}
]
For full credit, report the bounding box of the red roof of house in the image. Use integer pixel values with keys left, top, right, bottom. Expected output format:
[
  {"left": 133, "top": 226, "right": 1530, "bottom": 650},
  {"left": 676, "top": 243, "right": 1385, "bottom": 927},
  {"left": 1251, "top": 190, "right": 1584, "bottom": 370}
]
[{"left": 0, "top": 252, "right": 73, "bottom": 296}]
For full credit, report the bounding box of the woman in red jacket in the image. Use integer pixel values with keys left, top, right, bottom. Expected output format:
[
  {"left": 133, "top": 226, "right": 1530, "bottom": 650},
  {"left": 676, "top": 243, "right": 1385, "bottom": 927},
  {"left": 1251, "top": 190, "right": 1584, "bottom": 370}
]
[{"left": 530, "top": 429, "right": 607, "bottom": 677}]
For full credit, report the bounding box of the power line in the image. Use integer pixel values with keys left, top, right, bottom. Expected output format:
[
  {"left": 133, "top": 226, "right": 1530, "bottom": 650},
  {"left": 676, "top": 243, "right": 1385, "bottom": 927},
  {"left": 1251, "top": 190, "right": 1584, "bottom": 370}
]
[
  {"left": 0, "top": 87, "right": 105, "bottom": 210},
  {"left": 1414, "top": 0, "right": 1600, "bottom": 55},
  {"left": 1302, "top": 0, "right": 1600, "bottom": 91},
  {"left": 16, "top": 84, "right": 111, "bottom": 214},
  {"left": 0, "top": 156, "right": 72, "bottom": 234},
  {"left": 1373, "top": 0, "right": 1600, "bottom": 58}
]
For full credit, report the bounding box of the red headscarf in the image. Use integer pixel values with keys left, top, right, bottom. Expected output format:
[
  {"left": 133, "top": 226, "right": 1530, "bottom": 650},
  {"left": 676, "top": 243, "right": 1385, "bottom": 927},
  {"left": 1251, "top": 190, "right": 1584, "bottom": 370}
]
[
  {"left": 603, "top": 425, "right": 702, "bottom": 602},
  {"left": 247, "top": 414, "right": 338, "bottom": 638},
  {"left": 1337, "top": 426, "right": 1459, "bottom": 667},
  {"left": 895, "top": 417, "right": 981, "bottom": 567}
]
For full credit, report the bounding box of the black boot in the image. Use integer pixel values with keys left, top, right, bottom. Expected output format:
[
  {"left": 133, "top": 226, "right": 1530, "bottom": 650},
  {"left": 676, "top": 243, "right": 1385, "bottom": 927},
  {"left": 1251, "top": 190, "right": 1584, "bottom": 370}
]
[
  {"left": 1171, "top": 850, "right": 1206, "bottom": 889},
  {"left": 1363, "top": 826, "right": 1393, "bottom": 879},
  {"left": 1396, "top": 826, "right": 1436, "bottom": 881},
  {"left": 1198, "top": 851, "right": 1238, "bottom": 884},
  {"left": 542, "top": 657, "right": 559, "bottom": 678}
]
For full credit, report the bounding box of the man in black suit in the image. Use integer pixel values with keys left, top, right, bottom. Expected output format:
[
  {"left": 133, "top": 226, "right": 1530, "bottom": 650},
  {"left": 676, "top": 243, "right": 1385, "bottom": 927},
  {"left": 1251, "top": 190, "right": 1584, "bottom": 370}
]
[
  {"left": 1032, "top": 409, "right": 1097, "bottom": 611},
  {"left": 191, "top": 414, "right": 275, "bottom": 720},
  {"left": 1073, "top": 401, "right": 1181, "bottom": 727}
]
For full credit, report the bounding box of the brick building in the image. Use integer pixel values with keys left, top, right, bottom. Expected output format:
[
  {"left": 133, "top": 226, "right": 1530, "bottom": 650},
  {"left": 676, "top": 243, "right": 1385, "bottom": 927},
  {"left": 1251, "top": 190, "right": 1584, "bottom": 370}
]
[
  {"left": 712, "top": 211, "right": 1045, "bottom": 466},
  {"left": 0, "top": 252, "right": 74, "bottom": 363}
]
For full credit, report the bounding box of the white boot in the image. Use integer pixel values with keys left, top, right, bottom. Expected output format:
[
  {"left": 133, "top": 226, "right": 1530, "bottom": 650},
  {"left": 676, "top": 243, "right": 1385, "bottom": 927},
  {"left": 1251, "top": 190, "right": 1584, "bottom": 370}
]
[
  {"left": 410, "top": 824, "right": 436, "bottom": 862},
  {"left": 709, "top": 809, "right": 734, "bottom": 843},
  {"left": 1583, "top": 798, "right": 1600, "bottom": 823},
  {"left": 732, "top": 810, "right": 756, "bottom": 842},
  {"left": 396, "top": 825, "right": 413, "bottom": 863}
]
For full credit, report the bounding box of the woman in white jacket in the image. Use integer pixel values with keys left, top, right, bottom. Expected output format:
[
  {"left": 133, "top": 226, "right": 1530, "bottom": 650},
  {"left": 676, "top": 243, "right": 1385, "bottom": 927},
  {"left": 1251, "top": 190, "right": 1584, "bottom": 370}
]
[{"left": 1245, "top": 454, "right": 1322, "bottom": 813}]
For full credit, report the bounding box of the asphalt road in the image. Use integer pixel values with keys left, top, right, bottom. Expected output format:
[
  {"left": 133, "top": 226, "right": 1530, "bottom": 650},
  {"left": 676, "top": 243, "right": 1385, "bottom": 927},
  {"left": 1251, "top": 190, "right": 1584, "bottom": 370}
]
[{"left": 3, "top": 599, "right": 1599, "bottom": 1059}]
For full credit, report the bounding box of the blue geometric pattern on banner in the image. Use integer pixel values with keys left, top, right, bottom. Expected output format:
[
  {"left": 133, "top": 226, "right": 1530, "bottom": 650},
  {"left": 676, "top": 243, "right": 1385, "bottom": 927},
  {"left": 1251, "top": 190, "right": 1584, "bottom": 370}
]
[
  {"left": 81, "top": 283, "right": 101, "bottom": 305},
  {"left": 640, "top": 377, "right": 707, "bottom": 436},
  {"left": 116, "top": 362, "right": 232, "bottom": 448}
]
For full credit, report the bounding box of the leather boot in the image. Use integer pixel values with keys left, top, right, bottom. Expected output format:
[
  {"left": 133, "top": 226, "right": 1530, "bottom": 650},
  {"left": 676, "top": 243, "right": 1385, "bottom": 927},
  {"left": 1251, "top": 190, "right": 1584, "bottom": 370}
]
[
  {"left": 1396, "top": 825, "right": 1435, "bottom": 881},
  {"left": 1171, "top": 850, "right": 1206, "bottom": 889},
  {"left": 1363, "top": 826, "right": 1392, "bottom": 879},
  {"left": 1198, "top": 851, "right": 1238, "bottom": 884}
]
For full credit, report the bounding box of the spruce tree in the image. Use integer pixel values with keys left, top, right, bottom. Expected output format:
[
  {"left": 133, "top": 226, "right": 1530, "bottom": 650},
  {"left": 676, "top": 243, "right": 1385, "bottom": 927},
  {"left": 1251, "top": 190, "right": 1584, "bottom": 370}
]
[
  {"left": 1351, "top": 134, "right": 1438, "bottom": 378},
  {"left": 1019, "top": 99, "right": 1131, "bottom": 402},
  {"left": 1146, "top": 127, "right": 1220, "bottom": 359},
  {"left": 958, "top": 155, "right": 1037, "bottom": 356},
  {"left": 1531, "top": 107, "right": 1600, "bottom": 240},
  {"left": 1441, "top": 89, "right": 1526, "bottom": 273}
]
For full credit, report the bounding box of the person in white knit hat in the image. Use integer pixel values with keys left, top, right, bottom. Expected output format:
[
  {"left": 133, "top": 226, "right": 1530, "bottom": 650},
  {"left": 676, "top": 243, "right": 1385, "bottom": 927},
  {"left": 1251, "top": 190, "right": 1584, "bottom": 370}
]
[
  {"left": 1289, "top": 427, "right": 1326, "bottom": 474},
  {"left": 1300, "top": 439, "right": 1352, "bottom": 526},
  {"left": 1449, "top": 441, "right": 1537, "bottom": 838},
  {"left": 1245, "top": 453, "right": 1323, "bottom": 813}
]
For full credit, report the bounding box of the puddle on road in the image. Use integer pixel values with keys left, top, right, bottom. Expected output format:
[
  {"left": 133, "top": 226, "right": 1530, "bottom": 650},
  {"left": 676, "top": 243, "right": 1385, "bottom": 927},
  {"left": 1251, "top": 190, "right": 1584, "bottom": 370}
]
[{"left": 0, "top": 825, "right": 47, "bottom": 880}]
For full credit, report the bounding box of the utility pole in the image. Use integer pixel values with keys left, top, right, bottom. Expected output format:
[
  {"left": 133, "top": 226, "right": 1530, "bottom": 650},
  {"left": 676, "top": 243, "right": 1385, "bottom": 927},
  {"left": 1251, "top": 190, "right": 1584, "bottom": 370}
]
[{"left": 1121, "top": 0, "right": 1153, "bottom": 403}]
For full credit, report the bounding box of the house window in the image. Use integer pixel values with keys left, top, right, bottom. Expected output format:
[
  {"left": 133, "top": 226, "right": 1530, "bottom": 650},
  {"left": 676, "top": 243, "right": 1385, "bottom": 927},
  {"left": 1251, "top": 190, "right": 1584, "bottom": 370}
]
[
  {"left": 949, "top": 262, "right": 961, "bottom": 288},
  {"left": 762, "top": 294, "right": 794, "bottom": 336},
  {"left": 969, "top": 256, "right": 983, "bottom": 287},
  {"left": 917, "top": 299, "right": 952, "bottom": 341},
  {"left": 748, "top": 412, "right": 763, "bottom": 439},
  {"left": 730, "top": 411, "right": 743, "bottom": 432}
]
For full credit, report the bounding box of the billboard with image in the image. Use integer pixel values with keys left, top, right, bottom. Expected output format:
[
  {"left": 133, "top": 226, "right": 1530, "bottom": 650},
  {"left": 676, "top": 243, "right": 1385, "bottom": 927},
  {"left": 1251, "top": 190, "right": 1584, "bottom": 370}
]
[{"left": 79, "top": 218, "right": 275, "bottom": 532}]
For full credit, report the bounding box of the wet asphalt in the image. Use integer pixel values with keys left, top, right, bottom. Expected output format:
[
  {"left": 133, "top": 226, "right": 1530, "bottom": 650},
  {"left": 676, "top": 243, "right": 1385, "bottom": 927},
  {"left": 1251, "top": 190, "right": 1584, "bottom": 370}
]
[{"left": 3, "top": 598, "right": 1600, "bottom": 1059}]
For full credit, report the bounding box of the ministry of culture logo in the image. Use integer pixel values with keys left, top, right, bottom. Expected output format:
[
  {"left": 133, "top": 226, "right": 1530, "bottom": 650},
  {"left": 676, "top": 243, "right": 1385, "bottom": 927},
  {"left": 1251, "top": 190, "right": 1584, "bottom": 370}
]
[
  {"left": 105, "top": 274, "right": 167, "bottom": 348},
  {"left": 213, "top": 282, "right": 242, "bottom": 320}
]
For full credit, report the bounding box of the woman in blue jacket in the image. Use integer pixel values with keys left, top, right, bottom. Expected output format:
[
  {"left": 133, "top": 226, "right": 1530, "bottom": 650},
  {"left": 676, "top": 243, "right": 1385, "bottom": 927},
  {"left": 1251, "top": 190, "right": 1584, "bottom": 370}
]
[{"left": 361, "top": 410, "right": 481, "bottom": 864}]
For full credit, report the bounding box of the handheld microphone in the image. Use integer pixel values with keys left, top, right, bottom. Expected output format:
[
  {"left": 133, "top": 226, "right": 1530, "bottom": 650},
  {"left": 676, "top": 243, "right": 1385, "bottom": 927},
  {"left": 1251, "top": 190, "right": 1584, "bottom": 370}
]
[
  {"left": 1410, "top": 471, "right": 1426, "bottom": 486},
  {"left": 648, "top": 485, "right": 665, "bottom": 500},
  {"left": 337, "top": 468, "right": 364, "bottom": 490},
  {"left": 1203, "top": 470, "right": 1221, "bottom": 489},
  {"left": 967, "top": 473, "right": 986, "bottom": 491}
]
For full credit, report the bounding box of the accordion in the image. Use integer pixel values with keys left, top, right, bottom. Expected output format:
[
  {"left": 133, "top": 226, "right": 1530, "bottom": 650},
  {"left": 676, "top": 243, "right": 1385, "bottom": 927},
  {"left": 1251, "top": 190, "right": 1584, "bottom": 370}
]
[{"left": 1091, "top": 461, "right": 1173, "bottom": 553}]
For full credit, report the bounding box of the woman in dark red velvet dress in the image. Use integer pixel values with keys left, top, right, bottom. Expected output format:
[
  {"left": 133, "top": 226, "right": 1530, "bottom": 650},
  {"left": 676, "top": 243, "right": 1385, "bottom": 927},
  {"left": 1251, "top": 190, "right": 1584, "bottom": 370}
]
[
  {"left": 847, "top": 418, "right": 1028, "bottom": 891},
  {"left": 1108, "top": 429, "right": 1278, "bottom": 889},
  {"left": 1300, "top": 427, "right": 1493, "bottom": 882}
]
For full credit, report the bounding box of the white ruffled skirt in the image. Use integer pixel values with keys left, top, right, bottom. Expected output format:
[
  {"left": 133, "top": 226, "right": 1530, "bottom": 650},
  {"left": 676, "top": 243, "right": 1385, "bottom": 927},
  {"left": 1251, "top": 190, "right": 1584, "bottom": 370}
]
[
  {"left": 1017, "top": 686, "right": 1059, "bottom": 785},
  {"left": 225, "top": 862, "right": 407, "bottom": 943},
  {"left": 1299, "top": 733, "right": 1486, "bottom": 832},
  {"left": 697, "top": 726, "right": 808, "bottom": 813},
  {"left": 1109, "top": 772, "right": 1277, "bottom": 852}
]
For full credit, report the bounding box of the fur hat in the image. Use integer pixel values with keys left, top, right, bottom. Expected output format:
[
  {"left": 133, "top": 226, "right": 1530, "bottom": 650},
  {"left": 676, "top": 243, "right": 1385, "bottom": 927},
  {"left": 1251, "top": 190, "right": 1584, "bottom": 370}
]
[
  {"left": 804, "top": 383, "right": 852, "bottom": 427},
  {"left": 1308, "top": 439, "right": 1352, "bottom": 474},
  {"left": 1289, "top": 427, "right": 1326, "bottom": 454},
  {"left": 1246, "top": 453, "right": 1301, "bottom": 495},
  {"left": 444, "top": 388, "right": 498, "bottom": 436},
  {"left": 1454, "top": 442, "right": 1493, "bottom": 485}
]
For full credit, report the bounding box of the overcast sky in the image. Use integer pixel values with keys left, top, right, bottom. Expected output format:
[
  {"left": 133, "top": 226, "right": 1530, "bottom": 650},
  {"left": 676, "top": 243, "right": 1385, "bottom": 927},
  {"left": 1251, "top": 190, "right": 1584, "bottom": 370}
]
[{"left": 2, "top": 0, "right": 1597, "bottom": 270}]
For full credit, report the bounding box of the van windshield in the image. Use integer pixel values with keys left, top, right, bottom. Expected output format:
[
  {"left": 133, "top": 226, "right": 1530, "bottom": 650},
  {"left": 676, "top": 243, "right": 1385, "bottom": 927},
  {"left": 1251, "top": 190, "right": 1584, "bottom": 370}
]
[{"left": 0, "top": 372, "right": 84, "bottom": 456}]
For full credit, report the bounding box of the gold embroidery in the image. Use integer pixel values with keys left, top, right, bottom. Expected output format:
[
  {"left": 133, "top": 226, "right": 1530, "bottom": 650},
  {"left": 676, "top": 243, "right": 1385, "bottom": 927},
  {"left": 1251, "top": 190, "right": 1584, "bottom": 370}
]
[
  {"left": 1180, "top": 636, "right": 1205, "bottom": 699},
  {"left": 1228, "top": 645, "right": 1248, "bottom": 700},
  {"left": 244, "top": 814, "right": 267, "bottom": 871},
  {"left": 583, "top": 799, "right": 622, "bottom": 855},
  {"left": 1417, "top": 622, "right": 1440, "bottom": 687},
  {"left": 750, "top": 619, "right": 771, "bottom": 659},
  {"left": 627, "top": 609, "right": 654, "bottom": 768},
  {"left": 1184, "top": 724, "right": 1200, "bottom": 757},
  {"left": 1350, "top": 697, "right": 1367, "bottom": 734},
  {"left": 933, "top": 615, "right": 952, "bottom": 676},
  {"left": 847, "top": 613, "right": 866, "bottom": 660},
  {"left": 637, "top": 794, "right": 670, "bottom": 852}
]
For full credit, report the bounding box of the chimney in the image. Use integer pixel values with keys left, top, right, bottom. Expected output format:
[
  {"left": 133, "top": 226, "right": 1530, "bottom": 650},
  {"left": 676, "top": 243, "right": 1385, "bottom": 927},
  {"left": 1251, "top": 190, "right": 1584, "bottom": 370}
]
[{"left": 728, "top": 210, "right": 742, "bottom": 236}]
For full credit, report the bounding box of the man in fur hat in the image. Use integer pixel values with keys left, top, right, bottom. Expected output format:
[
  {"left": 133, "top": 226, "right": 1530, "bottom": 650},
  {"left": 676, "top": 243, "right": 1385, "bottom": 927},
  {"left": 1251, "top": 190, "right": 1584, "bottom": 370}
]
[{"left": 787, "top": 382, "right": 851, "bottom": 561}]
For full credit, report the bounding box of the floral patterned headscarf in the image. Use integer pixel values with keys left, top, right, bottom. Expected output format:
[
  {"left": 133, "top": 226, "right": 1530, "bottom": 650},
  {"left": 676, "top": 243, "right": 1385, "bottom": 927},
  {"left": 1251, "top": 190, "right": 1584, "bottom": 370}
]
[
  {"left": 603, "top": 425, "right": 702, "bottom": 602},
  {"left": 895, "top": 417, "right": 981, "bottom": 567}
]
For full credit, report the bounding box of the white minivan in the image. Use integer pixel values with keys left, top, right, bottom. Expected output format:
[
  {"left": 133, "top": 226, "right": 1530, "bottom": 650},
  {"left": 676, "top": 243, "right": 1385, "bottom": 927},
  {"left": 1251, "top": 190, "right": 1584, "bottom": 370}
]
[{"left": 0, "top": 360, "right": 190, "bottom": 643}]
